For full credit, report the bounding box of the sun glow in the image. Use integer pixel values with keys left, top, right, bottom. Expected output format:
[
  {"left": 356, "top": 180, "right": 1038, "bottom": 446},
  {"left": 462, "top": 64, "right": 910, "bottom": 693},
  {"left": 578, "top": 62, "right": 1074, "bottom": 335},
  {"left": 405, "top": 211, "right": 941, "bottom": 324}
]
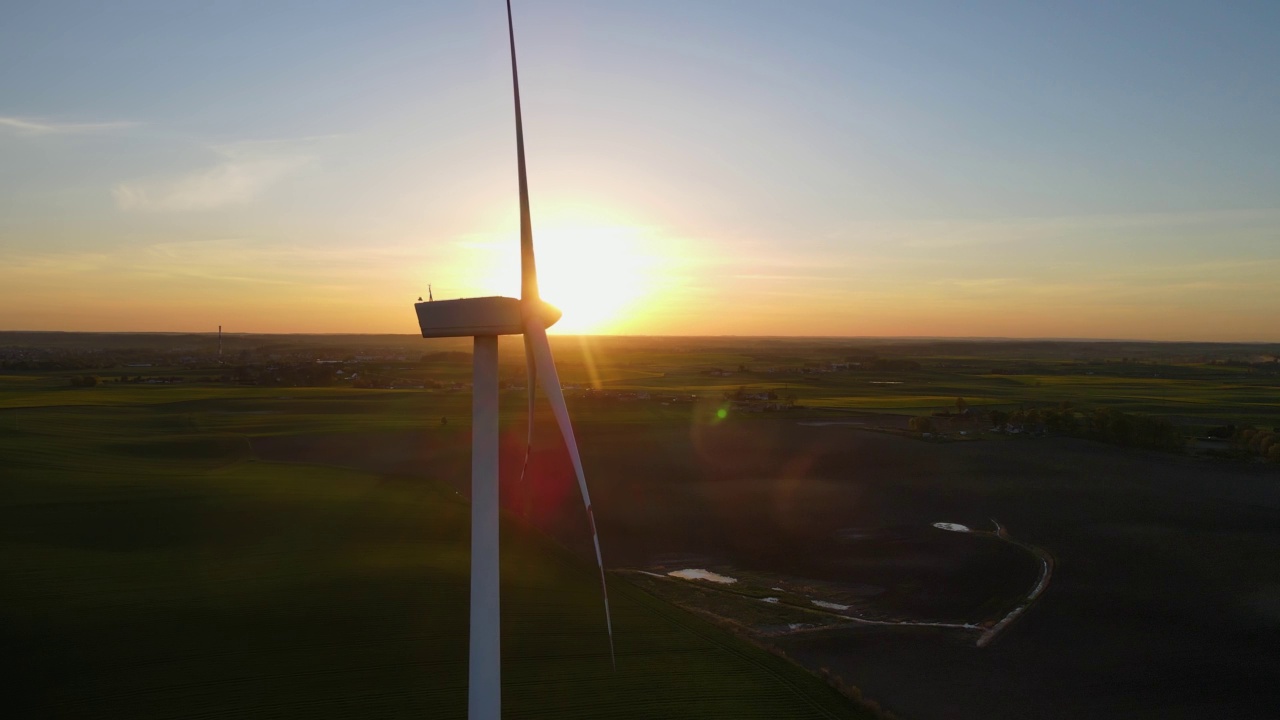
[
  {"left": 468, "top": 217, "right": 668, "bottom": 334},
  {"left": 536, "top": 225, "right": 653, "bottom": 334}
]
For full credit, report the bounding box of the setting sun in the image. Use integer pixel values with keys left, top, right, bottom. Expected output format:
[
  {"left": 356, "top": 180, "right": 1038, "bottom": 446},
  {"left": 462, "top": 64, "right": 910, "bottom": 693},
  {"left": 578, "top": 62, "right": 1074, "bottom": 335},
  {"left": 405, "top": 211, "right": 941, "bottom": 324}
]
[{"left": 470, "top": 217, "right": 670, "bottom": 334}]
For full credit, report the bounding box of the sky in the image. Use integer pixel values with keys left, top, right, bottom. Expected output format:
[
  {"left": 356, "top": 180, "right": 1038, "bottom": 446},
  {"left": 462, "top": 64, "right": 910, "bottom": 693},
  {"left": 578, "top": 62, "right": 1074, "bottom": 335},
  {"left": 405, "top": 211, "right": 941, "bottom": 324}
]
[{"left": 2, "top": 0, "right": 1278, "bottom": 340}]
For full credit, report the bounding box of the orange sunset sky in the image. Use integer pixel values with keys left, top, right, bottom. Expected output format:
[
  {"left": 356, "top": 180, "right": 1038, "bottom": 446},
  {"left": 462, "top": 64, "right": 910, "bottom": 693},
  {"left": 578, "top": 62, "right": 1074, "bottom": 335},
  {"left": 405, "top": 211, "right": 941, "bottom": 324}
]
[{"left": 3, "top": 2, "right": 1278, "bottom": 341}]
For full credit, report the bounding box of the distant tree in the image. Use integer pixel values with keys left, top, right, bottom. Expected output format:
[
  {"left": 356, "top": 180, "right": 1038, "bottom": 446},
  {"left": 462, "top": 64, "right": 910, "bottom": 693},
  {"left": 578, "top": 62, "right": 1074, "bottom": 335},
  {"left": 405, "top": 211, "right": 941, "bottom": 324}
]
[
  {"left": 1086, "top": 409, "right": 1109, "bottom": 440},
  {"left": 955, "top": 397, "right": 968, "bottom": 413},
  {"left": 1257, "top": 433, "right": 1278, "bottom": 456},
  {"left": 988, "top": 409, "right": 1009, "bottom": 427},
  {"left": 908, "top": 416, "right": 934, "bottom": 433},
  {"left": 1207, "top": 424, "right": 1235, "bottom": 439},
  {"left": 1106, "top": 411, "right": 1132, "bottom": 445},
  {"left": 869, "top": 358, "right": 921, "bottom": 371}
]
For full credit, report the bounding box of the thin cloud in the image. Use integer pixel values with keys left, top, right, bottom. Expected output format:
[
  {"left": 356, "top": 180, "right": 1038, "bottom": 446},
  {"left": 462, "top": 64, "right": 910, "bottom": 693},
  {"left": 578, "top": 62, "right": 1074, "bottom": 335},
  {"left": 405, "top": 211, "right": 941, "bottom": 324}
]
[
  {"left": 114, "top": 153, "right": 312, "bottom": 212},
  {"left": 112, "top": 135, "right": 337, "bottom": 213},
  {"left": 0, "top": 115, "right": 137, "bottom": 135},
  {"left": 836, "top": 209, "right": 1280, "bottom": 251},
  {"left": 732, "top": 274, "right": 819, "bottom": 281},
  {"left": 0, "top": 238, "right": 418, "bottom": 291}
]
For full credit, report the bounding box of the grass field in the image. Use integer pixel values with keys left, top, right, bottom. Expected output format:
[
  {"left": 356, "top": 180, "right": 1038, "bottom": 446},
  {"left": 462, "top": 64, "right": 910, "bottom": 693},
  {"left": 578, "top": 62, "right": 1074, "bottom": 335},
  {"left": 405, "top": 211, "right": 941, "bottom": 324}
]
[
  {"left": 537, "top": 339, "right": 1280, "bottom": 427},
  {"left": 4, "top": 335, "right": 1279, "bottom": 719},
  {"left": 0, "top": 386, "right": 870, "bottom": 719}
]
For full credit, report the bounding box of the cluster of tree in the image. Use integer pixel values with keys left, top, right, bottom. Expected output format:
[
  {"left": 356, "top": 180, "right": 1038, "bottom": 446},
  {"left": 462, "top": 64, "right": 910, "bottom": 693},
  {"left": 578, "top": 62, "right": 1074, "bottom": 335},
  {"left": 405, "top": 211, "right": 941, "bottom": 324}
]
[
  {"left": 67, "top": 375, "right": 99, "bottom": 387},
  {"left": 1206, "top": 424, "right": 1236, "bottom": 438},
  {"left": 230, "top": 363, "right": 346, "bottom": 387},
  {"left": 420, "top": 351, "right": 471, "bottom": 363},
  {"left": 1, "top": 346, "right": 223, "bottom": 370},
  {"left": 350, "top": 374, "right": 415, "bottom": 389},
  {"left": 932, "top": 397, "right": 972, "bottom": 417},
  {"left": 720, "top": 386, "right": 798, "bottom": 408},
  {"left": 987, "top": 404, "right": 1184, "bottom": 452},
  {"left": 9, "top": 358, "right": 115, "bottom": 371},
  {"left": 1208, "top": 358, "right": 1280, "bottom": 374},
  {"left": 113, "top": 375, "right": 186, "bottom": 384},
  {"left": 723, "top": 387, "right": 778, "bottom": 401},
  {"left": 1234, "top": 428, "right": 1280, "bottom": 462},
  {"left": 985, "top": 367, "right": 1030, "bottom": 375},
  {"left": 863, "top": 358, "right": 921, "bottom": 371},
  {"left": 198, "top": 362, "right": 447, "bottom": 389},
  {"left": 1077, "top": 407, "right": 1184, "bottom": 451},
  {"left": 908, "top": 416, "right": 934, "bottom": 433}
]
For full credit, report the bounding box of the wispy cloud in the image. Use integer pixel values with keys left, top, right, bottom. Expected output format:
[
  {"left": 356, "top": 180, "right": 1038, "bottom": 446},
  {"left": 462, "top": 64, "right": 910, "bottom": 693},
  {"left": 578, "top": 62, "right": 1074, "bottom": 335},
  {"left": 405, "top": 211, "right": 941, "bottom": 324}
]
[
  {"left": 828, "top": 208, "right": 1280, "bottom": 251},
  {"left": 732, "top": 274, "right": 819, "bottom": 281},
  {"left": 113, "top": 143, "right": 315, "bottom": 212},
  {"left": 0, "top": 115, "right": 137, "bottom": 135},
  {"left": 1, "top": 238, "right": 424, "bottom": 291}
]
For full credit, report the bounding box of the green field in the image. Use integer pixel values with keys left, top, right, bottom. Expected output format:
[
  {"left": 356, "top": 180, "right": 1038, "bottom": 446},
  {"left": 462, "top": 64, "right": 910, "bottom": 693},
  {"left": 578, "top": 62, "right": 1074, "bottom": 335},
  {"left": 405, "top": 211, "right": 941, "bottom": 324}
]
[
  {"left": 546, "top": 338, "right": 1280, "bottom": 427},
  {"left": 1, "top": 383, "right": 869, "bottom": 719},
  {"left": 3, "top": 335, "right": 1279, "bottom": 717}
]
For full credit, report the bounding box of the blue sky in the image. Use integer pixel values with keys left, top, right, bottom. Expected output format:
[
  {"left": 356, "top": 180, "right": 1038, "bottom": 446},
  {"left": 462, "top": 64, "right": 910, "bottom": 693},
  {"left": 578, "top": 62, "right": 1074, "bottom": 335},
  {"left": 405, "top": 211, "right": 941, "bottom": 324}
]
[{"left": 2, "top": 1, "right": 1277, "bottom": 338}]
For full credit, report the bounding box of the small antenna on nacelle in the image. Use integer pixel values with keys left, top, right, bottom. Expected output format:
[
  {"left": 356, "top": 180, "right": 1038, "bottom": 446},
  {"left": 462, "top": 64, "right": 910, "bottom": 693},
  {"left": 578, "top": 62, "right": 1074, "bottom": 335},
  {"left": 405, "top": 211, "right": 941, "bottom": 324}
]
[{"left": 429, "top": 284, "right": 433, "bottom": 302}]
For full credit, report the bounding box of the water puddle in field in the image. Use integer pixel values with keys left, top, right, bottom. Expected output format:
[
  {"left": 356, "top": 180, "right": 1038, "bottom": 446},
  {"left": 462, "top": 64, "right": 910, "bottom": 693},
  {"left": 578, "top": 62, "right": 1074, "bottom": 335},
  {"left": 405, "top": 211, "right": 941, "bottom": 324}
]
[
  {"left": 760, "top": 597, "right": 779, "bottom": 603},
  {"left": 668, "top": 568, "right": 738, "bottom": 584},
  {"left": 798, "top": 421, "right": 866, "bottom": 427},
  {"left": 869, "top": 381, "right": 903, "bottom": 385},
  {"left": 812, "top": 600, "right": 851, "bottom": 611},
  {"left": 933, "top": 522, "right": 971, "bottom": 533}
]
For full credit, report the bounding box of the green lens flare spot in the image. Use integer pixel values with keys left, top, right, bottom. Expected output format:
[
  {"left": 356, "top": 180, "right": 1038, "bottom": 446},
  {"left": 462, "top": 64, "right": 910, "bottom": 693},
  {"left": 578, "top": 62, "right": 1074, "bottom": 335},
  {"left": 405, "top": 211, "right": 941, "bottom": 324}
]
[{"left": 716, "top": 408, "right": 727, "bottom": 420}]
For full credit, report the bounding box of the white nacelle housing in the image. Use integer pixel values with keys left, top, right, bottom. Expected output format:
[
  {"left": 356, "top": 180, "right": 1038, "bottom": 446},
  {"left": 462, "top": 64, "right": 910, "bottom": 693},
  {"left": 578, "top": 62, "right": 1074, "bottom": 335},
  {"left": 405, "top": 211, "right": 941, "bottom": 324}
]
[{"left": 414, "top": 296, "right": 560, "bottom": 338}]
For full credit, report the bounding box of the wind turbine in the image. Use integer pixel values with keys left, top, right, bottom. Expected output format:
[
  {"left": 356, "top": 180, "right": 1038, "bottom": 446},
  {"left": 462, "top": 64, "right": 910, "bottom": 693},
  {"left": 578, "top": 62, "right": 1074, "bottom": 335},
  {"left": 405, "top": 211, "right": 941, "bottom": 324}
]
[{"left": 413, "top": 2, "right": 613, "bottom": 719}]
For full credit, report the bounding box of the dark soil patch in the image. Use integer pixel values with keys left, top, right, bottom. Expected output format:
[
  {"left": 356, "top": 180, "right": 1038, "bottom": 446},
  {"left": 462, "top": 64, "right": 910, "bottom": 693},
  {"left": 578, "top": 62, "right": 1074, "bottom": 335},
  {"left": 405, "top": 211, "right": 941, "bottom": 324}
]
[{"left": 253, "top": 411, "right": 1280, "bottom": 720}]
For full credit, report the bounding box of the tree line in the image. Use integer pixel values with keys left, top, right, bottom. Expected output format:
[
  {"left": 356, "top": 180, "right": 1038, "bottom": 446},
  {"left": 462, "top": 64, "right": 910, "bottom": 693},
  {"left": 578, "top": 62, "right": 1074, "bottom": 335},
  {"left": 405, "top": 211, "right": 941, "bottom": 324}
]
[
  {"left": 1234, "top": 428, "right": 1280, "bottom": 462},
  {"left": 911, "top": 399, "right": 1186, "bottom": 452}
]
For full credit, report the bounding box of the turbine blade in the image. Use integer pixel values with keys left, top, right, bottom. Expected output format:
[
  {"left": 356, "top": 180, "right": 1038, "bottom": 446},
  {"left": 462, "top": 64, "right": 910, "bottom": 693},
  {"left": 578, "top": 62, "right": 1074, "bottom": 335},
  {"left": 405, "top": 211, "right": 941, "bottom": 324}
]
[
  {"left": 506, "top": 0, "right": 538, "bottom": 302},
  {"left": 518, "top": 336, "right": 537, "bottom": 519},
  {"left": 525, "top": 321, "right": 615, "bottom": 668}
]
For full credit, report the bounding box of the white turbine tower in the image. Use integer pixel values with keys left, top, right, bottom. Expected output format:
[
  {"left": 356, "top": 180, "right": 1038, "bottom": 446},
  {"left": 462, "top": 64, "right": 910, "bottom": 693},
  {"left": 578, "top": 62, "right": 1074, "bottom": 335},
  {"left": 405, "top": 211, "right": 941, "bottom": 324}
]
[{"left": 413, "top": 3, "right": 613, "bottom": 719}]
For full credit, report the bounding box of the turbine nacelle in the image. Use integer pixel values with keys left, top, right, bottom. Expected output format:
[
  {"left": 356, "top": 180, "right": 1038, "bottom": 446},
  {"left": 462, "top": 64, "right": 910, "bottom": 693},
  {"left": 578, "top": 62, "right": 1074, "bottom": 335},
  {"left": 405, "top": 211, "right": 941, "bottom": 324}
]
[{"left": 414, "top": 296, "right": 561, "bottom": 339}]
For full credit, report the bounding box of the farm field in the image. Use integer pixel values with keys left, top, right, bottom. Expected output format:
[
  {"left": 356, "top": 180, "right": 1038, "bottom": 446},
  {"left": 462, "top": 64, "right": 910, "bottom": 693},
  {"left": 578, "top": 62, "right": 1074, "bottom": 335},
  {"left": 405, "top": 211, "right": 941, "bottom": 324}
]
[
  {"left": 0, "top": 388, "right": 868, "bottom": 719},
  {"left": 3, "top": 334, "right": 1280, "bottom": 719},
  {"left": 253, "top": 405, "right": 1280, "bottom": 719}
]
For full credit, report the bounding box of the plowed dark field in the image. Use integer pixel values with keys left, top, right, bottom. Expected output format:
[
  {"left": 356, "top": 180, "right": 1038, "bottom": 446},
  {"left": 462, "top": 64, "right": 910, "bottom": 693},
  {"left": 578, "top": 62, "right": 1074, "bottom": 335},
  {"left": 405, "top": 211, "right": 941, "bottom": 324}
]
[{"left": 259, "top": 406, "right": 1280, "bottom": 720}]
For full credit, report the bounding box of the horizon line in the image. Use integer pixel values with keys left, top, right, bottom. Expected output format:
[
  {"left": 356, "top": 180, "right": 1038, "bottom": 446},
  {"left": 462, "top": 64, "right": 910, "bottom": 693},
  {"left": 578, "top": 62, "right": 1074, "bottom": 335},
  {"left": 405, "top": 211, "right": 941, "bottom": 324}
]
[{"left": 1, "top": 329, "right": 1278, "bottom": 345}]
